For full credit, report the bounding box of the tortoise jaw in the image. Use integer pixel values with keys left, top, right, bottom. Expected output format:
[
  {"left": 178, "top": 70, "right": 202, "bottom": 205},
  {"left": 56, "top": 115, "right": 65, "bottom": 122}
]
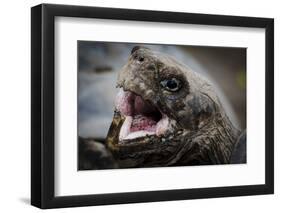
[
  {"left": 114, "top": 88, "right": 169, "bottom": 143},
  {"left": 118, "top": 114, "right": 170, "bottom": 142}
]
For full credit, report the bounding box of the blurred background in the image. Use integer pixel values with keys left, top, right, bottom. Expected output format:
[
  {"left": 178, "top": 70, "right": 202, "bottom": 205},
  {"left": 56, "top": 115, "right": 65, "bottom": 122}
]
[{"left": 78, "top": 42, "right": 246, "bottom": 141}]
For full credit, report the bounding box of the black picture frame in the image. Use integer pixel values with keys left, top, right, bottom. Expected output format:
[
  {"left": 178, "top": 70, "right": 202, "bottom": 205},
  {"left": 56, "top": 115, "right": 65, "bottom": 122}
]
[{"left": 31, "top": 3, "right": 274, "bottom": 209}]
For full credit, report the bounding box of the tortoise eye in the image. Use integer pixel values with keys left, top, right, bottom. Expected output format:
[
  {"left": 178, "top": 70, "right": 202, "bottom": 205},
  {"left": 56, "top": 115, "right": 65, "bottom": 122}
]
[{"left": 160, "top": 78, "right": 182, "bottom": 92}]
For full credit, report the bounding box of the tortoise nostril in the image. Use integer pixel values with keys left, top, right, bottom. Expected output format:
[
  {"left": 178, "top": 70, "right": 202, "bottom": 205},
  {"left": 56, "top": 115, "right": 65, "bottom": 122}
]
[
  {"left": 138, "top": 56, "right": 144, "bottom": 62},
  {"left": 132, "top": 53, "right": 144, "bottom": 63}
]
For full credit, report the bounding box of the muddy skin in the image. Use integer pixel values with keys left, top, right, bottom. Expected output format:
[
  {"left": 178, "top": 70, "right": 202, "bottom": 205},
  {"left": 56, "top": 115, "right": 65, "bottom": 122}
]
[{"left": 104, "top": 46, "right": 244, "bottom": 169}]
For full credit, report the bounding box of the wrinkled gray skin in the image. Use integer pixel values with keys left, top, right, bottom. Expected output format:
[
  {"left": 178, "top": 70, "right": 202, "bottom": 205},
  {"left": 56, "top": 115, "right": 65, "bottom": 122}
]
[{"left": 105, "top": 46, "right": 243, "bottom": 168}]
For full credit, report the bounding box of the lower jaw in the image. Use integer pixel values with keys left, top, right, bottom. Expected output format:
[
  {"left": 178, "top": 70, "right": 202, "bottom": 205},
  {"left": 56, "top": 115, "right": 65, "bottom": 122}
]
[
  {"left": 121, "top": 130, "right": 155, "bottom": 141},
  {"left": 118, "top": 115, "right": 169, "bottom": 141}
]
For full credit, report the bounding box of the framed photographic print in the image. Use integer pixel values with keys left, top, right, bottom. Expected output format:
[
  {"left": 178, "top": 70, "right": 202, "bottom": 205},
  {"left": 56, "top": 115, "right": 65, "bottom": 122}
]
[{"left": 31, "top": 3, "right": 274, "bottom": 209}]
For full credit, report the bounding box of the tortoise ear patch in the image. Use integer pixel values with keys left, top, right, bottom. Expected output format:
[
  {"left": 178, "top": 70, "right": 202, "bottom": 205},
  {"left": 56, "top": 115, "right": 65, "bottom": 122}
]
[{"left": 131, "top": 46, "right": 150, "bottom": 55}]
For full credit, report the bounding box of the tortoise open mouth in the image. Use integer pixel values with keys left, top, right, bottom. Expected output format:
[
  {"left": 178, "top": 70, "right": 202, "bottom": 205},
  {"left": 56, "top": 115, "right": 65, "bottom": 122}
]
[{"left": 115, "top": 89, "right": 169, "bottom": 142}]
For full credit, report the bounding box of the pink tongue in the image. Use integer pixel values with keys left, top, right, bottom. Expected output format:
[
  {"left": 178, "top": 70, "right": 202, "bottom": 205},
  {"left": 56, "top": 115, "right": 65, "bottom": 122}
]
[{"left": 130, "top": 115, "right": 157, "bottom": 132}]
